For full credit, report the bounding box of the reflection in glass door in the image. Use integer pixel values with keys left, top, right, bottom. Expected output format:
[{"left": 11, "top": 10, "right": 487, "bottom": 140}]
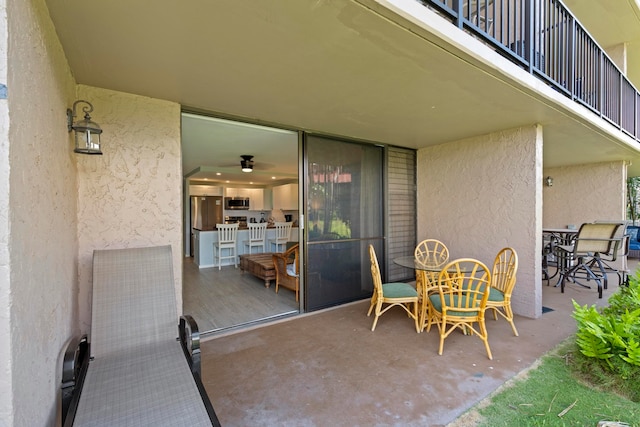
[{"left": 305, "top": 136, "right": 384, "bottom": 311}]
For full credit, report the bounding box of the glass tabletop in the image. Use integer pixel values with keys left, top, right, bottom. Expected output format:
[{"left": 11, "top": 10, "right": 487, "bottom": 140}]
[{"left": 393, "top": 256, "right": 447, "bottom": 271}]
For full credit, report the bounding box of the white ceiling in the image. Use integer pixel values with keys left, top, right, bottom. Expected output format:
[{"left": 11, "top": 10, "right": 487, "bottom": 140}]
[
  {"left": 45, "top": 0, "right": 640, "bottom": 178},
  {"left": 181, "top": 114, "right": 298, "bottom": 185}
]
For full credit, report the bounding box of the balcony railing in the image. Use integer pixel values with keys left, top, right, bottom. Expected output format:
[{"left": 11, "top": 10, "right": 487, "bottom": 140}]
[{"left": 421, "top": 0, "right": 640, "bottom": 142}]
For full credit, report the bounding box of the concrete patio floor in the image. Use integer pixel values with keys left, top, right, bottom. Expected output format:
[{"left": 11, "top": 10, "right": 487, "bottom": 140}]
[{"left": 200, "top": 268, "right": 633, "bottom": 427}]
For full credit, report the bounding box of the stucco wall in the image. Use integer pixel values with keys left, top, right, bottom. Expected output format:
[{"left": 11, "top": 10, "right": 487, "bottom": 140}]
[
  {"left": 543, "top": 162, "right": 626, "bottom": 228},
  {"left": 0, "top": 0, "right": 9, "bottom": 423},
  {"left": 76, "top": 85, "right": 183, "bottom": 334},
  {"left": 543, "top": 161, "right": 627, "bottom": 272},
  {"left": 5, "top": 0, "right": 78, "bottom": 425},
  {"left": 417, "top": 125, "right": 543, "bottom": 319}
]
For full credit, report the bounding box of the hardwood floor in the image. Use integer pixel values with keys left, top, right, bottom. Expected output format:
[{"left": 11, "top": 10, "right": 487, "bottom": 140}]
[{"left": 183, "top": 257, "right": 299, "bottom": 335}]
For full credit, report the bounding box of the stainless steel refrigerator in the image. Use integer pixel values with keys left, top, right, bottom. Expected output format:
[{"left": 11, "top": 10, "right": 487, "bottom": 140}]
[{"left": 190, "top": 196, "right": 223, "bottom": 255}]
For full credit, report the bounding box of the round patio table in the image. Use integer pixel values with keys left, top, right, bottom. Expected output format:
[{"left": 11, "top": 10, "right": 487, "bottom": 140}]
[{"left": 393, "top": 255, "right": 452, "bottom": 331}]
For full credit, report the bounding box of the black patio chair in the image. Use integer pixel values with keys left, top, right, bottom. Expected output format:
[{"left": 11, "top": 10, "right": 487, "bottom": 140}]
[{"left": 554, "top": 222, "right": 623, "bottom": 298}]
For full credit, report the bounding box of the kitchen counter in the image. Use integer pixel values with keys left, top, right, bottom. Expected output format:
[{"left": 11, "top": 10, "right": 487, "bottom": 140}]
[
  {"left": 194, "top": 224, "right": 296, "bottom": 231},
  {"left": 193, "top": 227, "right": 299, "bottom": 268}
]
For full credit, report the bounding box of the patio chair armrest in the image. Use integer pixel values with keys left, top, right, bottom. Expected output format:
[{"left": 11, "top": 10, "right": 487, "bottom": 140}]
[
  {"left": 61, "top": 335, "right": 90, "bottom": 427},
  {"left": 179, "top": 315, "right": 202, "bottom": 377}
]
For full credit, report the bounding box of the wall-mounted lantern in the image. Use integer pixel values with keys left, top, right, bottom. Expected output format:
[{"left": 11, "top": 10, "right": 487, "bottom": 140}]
[{"left": 67, "top": 100, "right": 102, "bottom": 155}]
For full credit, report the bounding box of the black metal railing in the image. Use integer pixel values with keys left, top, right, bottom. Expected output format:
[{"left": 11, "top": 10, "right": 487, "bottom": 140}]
[{"left": 422, "top": 0, "right": 640, "bottom": 142}]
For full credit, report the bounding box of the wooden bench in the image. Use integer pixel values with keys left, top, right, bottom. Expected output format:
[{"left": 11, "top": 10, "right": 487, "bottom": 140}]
[{"left": 239, "top": 252, "right": 277, "bottom": 287}]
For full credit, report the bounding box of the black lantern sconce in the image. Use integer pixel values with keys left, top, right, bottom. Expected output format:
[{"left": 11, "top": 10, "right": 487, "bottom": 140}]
[
  {"left": 545, "top": 176, "right": 553, "bottom": 187},
  {"left": 67, "top": 100, "right": 103, "bottom": 155}
]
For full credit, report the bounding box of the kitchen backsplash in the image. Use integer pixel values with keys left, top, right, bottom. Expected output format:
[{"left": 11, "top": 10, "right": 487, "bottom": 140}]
[{"left": 225, "top": 210, "right": 299, "bottom": 224}]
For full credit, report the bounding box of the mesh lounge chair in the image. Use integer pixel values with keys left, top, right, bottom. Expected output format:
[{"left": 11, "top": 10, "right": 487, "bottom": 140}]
[{"left": 61, "top": 245, "right": 220, "bottom": 426}]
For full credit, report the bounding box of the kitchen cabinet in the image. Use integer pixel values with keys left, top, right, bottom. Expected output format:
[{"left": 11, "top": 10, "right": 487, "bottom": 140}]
[
  {"left": 262, "top": 188, "right": 273, "bottom": 210},
  {"left": 189, "top": 185, "right": 222, "bottom": 196},
  {"left": 247, "top": 188, "right": 264, "bottom": 210},
  {"left": 225, "top": 187, "right": 252, "bottom": 198},
  {"left": 226, "top": 187, "right": 266, "bottom": 210},
  {"left": 272, "top": 183, "right": 298, "bottom": 210}
]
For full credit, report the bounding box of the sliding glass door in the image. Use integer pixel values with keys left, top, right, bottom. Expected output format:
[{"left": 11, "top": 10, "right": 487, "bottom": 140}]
[{"left": 305, "top": 136, "right": 384, "bottom": 311}]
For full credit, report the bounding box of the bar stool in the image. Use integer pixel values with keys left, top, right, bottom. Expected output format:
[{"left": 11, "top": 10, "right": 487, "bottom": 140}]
[
  {"left": 214, "top": 223, "right": 239, "bottom": 270},
  {"left": 244, "top": 222, "right": 267, "bottom": 254},
  {"left": 269, "top": 222, "right": 292, "bottom": 252}
]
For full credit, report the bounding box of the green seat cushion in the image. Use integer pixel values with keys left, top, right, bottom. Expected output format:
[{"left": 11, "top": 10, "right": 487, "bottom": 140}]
[
  {"left": 460, "top": 282, "right": 502, "bottom": 302},
  {"left": 428, "top": 294, "right": 479, "bottom": 317},
  {"left": 382, "top": 282, "right": 418, "bottom": 298},
  {"left": 487, "top": 286, "right": 505, "bottom": 302}
]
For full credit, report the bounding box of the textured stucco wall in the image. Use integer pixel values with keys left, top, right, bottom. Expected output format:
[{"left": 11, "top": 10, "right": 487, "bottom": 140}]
[
  {"left": 417, "top": 125, "right": 543, "bottom": 319},
  {"left": 0, "top": 0, "right": 9, "bottom": 423},
  {"left": 4, "top": 0, "right": 78, "bottom": 425},
  {"left": 543, "top": 161, "right": 627, "bottom": 272},
  {"left": 543, "top": 162, "right": 626, "bottom": 228},
  {"left": 605, "top": 43, "right": 627, "bottom": 74},
  {"left": 76, "top": 85, "right": 183, "bottom": 334}
]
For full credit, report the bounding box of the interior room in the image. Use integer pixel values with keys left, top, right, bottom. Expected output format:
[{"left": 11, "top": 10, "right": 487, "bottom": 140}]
[{"left": 181, "top": 113, "right": 301, "bottom": 334}]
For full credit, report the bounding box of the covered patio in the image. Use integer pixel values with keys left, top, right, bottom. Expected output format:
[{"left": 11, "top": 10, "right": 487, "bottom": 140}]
[{"left": 199, "top": 269, "right": 629, "bottom": 426}]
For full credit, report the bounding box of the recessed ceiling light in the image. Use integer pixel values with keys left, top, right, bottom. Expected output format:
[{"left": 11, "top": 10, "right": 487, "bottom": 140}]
[
  {"left": 271, "top": 176, "right": 276, "bottom": 180},
  {"left": 225, "top": 180, "right": 230, "bottom": 183},
  {"left": 216, "top": 172, "right": 221, "bottom": 176}
]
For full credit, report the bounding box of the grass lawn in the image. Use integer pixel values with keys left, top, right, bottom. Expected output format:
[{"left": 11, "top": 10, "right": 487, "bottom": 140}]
[{"left": 451, "top": 339, "right": 640, "bottom": 427}]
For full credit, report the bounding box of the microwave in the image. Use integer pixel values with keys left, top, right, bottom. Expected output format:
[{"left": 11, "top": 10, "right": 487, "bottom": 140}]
[{"left": 224, "top": 197, "right": 250, "bottom": 210}]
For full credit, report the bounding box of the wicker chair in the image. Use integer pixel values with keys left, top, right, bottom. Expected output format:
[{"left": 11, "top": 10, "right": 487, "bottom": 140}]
[
  {"left": 414, "top": 239, "right": 449, "bottom": 332},
  {"left": 272, "top": 243, "right": 300, "bottom": 301},
  {"left": 367, "top": 245, "right": 420, "bottom": 333},
  {"left": 486, "top": 247, "right": 519, "bottom": 336},
  {"left": 429, "top": 258, "right": 493, "bottom": 359}
]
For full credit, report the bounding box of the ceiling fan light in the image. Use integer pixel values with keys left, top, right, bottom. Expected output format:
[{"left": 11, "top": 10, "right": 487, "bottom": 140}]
[{"left": 240, "top": 155, "right": 254, "bottom": 172}]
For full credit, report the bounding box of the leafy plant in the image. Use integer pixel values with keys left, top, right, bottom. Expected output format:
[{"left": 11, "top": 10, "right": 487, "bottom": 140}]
[{"left": 571, "top": 273, "right": 640, "bottom": 401}]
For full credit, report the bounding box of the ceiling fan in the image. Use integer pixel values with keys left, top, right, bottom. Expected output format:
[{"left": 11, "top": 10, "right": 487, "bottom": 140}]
[{"left": 240, "top": 155, "right": 254, "bottom": 172}]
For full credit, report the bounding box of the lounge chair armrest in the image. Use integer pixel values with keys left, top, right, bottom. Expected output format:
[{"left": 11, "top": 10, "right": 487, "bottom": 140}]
[
  {"left": 61, "top": 335, "right": 89, "bottom": 427},
  {"left": 179, "top": 315, "right": 201, "bottom": 376},
  {"left": 178, "top": 315, "right": 223, "bottom": 427}
]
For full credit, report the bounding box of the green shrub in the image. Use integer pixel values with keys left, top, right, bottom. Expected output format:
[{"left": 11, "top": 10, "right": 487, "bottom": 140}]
[{"left": 571, "top": 271, "right": 640, "bottom": 401}]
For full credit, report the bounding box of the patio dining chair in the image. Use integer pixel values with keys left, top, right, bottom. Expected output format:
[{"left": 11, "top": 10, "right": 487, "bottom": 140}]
[
  {"left": 429, "top": 258, "right": 493, "bottom": 360},
  {"left": 593, "top": 220, "right": 630, "bottom": 287},
  {"left": 414, "top": 239, "right": 449, "bottom": 331},
  {"left": 367, "top": 245, "right": 420, "bottom": 333},
  {"left": 554, "top": 222, "right": 622, "bottom": 298},
  {"left": 486, "top": 247, "right": 519, "bottom": 336}
]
